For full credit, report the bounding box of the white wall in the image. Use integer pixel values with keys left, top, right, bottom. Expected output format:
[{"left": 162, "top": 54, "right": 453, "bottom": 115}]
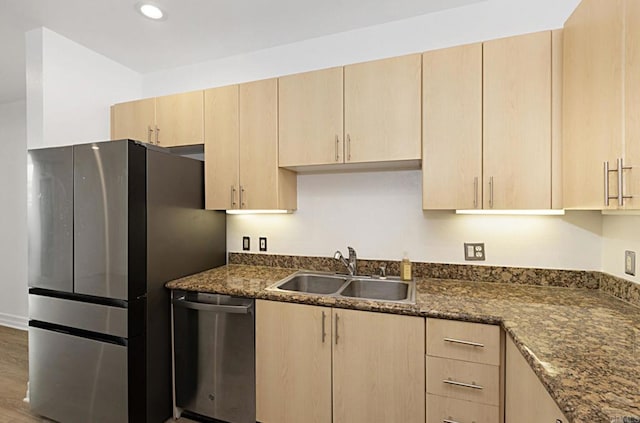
[
  {"left": 26, "top": 28, "right": 142, "bottom": 149},
  {"left": 229, "top": 171, "right": 603, "bottom": 270},
  {"left": 602, "top": 215, "right": 640, "bottom": 284},
  {"left": 0, "top": 100, "right": 28, "bottom": 328},
  {"left": 142, "top": 0, "right": 580, "bottom": 97}
]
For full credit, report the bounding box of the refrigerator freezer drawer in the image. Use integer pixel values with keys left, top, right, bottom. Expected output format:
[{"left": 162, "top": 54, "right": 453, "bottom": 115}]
[
  {"left": 29, "top": 294, "right": 128, "bottom": 338},
  {"left": 29, "top": 326, "right": 128, "bottom": 423}
]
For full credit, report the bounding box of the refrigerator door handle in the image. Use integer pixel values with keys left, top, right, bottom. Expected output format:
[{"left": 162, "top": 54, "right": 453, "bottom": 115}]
[{"left": 172, "top": 296, "right": 252, "bottom": 314}]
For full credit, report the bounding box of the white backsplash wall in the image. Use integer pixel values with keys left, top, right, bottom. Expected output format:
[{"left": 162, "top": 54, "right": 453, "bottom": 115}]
[
  {"left": 602, "top": 215, "right": 640, "bottom": 284},
  {"left": 228, "top": 171, "right": 603, "bottom": 271}
]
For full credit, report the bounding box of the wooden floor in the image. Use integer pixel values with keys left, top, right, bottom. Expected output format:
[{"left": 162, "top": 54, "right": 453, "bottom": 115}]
[
  {"left": 0, "top": 325, "right": 198, "bottom": 423},
  {"left": 0, "top": 326, "right": 46, "bottom": 423}
]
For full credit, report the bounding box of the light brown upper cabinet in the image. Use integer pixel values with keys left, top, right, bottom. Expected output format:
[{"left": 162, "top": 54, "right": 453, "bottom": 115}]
[
  {"left": 344, "top": 54, "right": 422, "bottom": 164},
  {"left": 423, "top": 31, "right": 562, "bottom": 210},
  {"left": 278, "top": 55, "right": 422, "bottom": 170},
  {"left": 110, "top": 91, "right": 204, "bottom": 147},
  {"left": 423, "top": 43, "right": 483, "bottom": 210},
  {"left": 278, "top": 67, "right": 344, "bottom": 167},
  {"left": 204, "top": 80, "right": 297, "bottom": 211},
  {"left": 564, "top": 0, "right": 639, "bottom": 210}
]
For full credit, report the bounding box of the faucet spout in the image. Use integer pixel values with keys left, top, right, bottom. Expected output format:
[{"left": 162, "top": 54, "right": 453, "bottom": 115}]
[{"left": 334, "top": 247, "right": 357, "bottom": 276}]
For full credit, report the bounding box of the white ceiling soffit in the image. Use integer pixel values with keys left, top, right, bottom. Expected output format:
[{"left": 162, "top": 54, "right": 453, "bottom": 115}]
[{"left": 0, "top": 0, "right": 484, "bottom": 103}]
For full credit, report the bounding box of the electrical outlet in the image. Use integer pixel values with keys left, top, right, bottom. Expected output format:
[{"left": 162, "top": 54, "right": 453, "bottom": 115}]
[
  {"left": 464, "top": 243, "right": 485, "bottom": 261},
  {"left": 625, "top": 250, "right": 636, "bottom": 276},
  {"left": 242, "top": 236, "right": 250, "bottom": 251},
  {"left": 259, "top": 237, "right": 267, "bottom": 252}
]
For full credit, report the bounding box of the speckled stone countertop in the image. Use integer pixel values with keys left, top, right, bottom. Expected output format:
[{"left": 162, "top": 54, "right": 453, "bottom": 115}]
[{"left": 166, "top": 264, "right": 640, "bottom": 423}]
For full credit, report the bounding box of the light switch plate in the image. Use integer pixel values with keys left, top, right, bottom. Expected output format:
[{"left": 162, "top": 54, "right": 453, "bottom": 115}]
[
  {"left": 625, "top": 250, "right": 636, "bottom": 276},
  {"left": 464, "top": 243, "right": 485, "bottom": 261},
  {"left": 242, "top": 236, "right": 250, "bottom": 251}
]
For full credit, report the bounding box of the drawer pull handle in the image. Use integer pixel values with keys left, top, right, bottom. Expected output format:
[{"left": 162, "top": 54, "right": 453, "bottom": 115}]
[
  {"left": 443, "top": 419, "right": 462, "bottom": 423},
  {"left": 443, "top": 378, "right": 483, "bottom": 390},
  {"left": 444, "top": 337, "right": 484, "bottom": 348}
]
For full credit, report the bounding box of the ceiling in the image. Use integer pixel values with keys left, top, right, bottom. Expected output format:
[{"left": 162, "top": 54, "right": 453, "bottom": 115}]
[{"left": 0, "top": 0, "right": 485, "bottom": 104}]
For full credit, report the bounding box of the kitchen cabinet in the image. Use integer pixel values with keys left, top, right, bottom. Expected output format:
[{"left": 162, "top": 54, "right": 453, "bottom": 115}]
[
  {"left": 426, "top": 318, "right": 504, "bottom": 423},
  {"left": 344, "top": 54, "right": 422, "bottom": 164},
  {"left": 423, "top": 31, "right": 562, "bottom": 210},
  {"left": 278, "top": 55, "right": 421, "bottom": 169},
  {"left": 255, "top": 300, "right": 425, "bottom": 423},
  {"left": 563, "top": 0, "right": 639, "bottom": 209},
  {"left": 278, "top": 67, "right": 344, "bottom": 167},
  {"left": 255, "top": 301, "right": 331, "bottom": 423},
  {"left": 204, "top": 80, "right": 297, "bottom": 210},
  {"left": 505, "top": 336, "right": 567, "bottom": 423},
  {"left": 422, "top": 43, "right": 482, "bottom": 210},
  {"left": 110, "top": 91, "right": 204, "bottom": 147}
]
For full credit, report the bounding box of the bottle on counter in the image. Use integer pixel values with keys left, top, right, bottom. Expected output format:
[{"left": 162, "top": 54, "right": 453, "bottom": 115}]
[{"left": 400, "top": 253, "right": 412, "bottom": 281}]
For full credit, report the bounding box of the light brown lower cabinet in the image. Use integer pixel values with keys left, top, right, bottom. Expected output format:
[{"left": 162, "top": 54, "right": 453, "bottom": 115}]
[
  {"left": 427, "top": 394, "right": 499, "bottom": 423},
  {"left": 255, "top": 300, "right": 425, "bottom": 423},
  {"left": 505, "top": 336, "right": 567, "bottom": 423}
]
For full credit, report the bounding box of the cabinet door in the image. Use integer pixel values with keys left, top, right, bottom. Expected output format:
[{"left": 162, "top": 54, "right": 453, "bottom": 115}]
[
  {"left": 332, "top": 309, "right": 425, "bottom": 423},
  {"left": 204, "top": 85, "right": 240, "bottom": 210},
  {"left": 505, "top": 337, "right": 567, "bottom": 423},
  {"left": 240, "top": 79, "right": 297, "bottom": 210},
  {"left": 484, "top": 31, "right": 552, "bottom": 210},
  {"left": 279, "top": 67, "right": 344, "bottom": 167},
  {"left": 625, "top": 0, "right": 640, "bottom": 209},
  {"left": 423, "top": 44, "right": 482, "bottom": 210},
  {"left": 256, "top": 300, "right": 332, "bottom": 423},
  {"left": 563, "top": 0, "right": 623, "bottom": 209},
  {"left": 155, "top": 90, "right": 204, "bottom": 147},
  {"left": 344, "top": 54, "right": 422, "bottom": 164},
  {"left": 110, "top": 98, "right": 155, "bottom": 143}
]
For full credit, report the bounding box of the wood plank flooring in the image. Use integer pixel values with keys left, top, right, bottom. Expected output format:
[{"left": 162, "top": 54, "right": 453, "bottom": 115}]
[{"left": 0, "top": 325, "right": 197, "bottom": 423}]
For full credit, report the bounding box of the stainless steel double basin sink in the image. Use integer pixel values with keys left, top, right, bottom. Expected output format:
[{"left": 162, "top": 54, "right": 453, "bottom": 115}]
[{"left": 267, "top": 271, "right": 416, "bottom": 304}]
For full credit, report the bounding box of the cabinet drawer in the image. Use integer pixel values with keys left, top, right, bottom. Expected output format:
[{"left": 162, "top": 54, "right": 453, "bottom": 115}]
[
  {"left": 427, "top": 318, "right": 501, "bottom": 365},
  {"left": 427, "top": 356, "right": 500, "bottom": 406},
  {"left": 427, "top": 394, "right": 499, "bottom": 423}
]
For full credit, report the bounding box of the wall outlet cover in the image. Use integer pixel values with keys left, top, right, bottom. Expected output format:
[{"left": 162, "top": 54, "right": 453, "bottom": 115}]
[
  {"left": 242, "top": 236, "right": 250, "bottom": 251},
  {"left": 625, "top": 250, "right": 636, "bottom": 276},
  {"left": 259, "top": 237, "right": 267, "bottom": 252},
  {"left": 464, "top": 242, "right": 485, "bottom": 261}
]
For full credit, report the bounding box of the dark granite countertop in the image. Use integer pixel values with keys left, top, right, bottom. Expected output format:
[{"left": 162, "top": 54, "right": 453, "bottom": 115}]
[{"left": 166, "top": 264, "right": 640, "bottom": 423}]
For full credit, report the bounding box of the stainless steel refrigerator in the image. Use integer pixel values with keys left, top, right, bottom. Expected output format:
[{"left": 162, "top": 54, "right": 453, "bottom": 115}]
[{"left": 27, "top": 139, "right": 226, "bottom": 423}]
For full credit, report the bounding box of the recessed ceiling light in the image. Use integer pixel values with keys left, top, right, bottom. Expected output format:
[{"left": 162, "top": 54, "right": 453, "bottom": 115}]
[{"left": 138, "top": 3, "right": 164, "bottom": 20}]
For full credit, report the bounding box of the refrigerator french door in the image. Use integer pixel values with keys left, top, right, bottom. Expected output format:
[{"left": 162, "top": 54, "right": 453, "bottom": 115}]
[{"left": 27, "top": 139, "right": 226, "bottom": 423}]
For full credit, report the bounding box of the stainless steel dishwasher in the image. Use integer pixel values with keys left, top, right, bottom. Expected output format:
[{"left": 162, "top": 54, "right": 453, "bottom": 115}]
[{"left": 171, "top": 290, "right": 255, "bottom": 423}]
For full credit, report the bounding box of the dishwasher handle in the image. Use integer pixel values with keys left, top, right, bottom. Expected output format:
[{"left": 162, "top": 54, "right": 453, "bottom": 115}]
[{"left": 172, "top": 296, "right": 253, "bottom": 314}]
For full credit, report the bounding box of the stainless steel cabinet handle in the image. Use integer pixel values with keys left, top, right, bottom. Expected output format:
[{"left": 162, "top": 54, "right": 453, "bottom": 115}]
[
  {"left": 155, "top": 125, "right": 160, "bottom": 145},
  {"left": 231, "top": 186, "right": 237, "bottom": 208},
  {"left": 335, "top": 313, "right": 339, "bottom": 345},
  {"left": 335, "top": 135, "right": 340, "bottom": 162},
  {"left": 488, "top": 176, "right": 494, "bottom": 208},
  {"left": 172, "top": 297, "right": 252, "bottom": 314},
  {"left": 473, "top": 177, "right": 478, "bottom": 209},
  {"left": 147, "top": 125, "right": 153, "bottom": 143},
  {"left": 347, "top": 134, "right": 351, "bottom": 161},
  {"left": 443, "top": 378, "right": 483, "bottom": 390},
  {"left": 617, "top": 157, "right": 633, "bottom": 206},
  {"left": 444, "top": 337, "right": 485, "bottom": 348},
  {"left": 240, "top": 186, "right": 246, "bottom": 208},
  {"left": 443, "top": 419, "right": 462, "bottom": 423},
  {"left": 604, "top": 161, "right": 610, "bottom": 206},
  {"left": 321, "top": 311, "right": 327, "bottom": 343}
]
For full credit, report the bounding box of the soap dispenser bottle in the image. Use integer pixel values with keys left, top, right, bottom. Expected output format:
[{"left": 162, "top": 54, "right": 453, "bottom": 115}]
[{"left": 400, "top": 253, "right": 412, "bottom": 281}]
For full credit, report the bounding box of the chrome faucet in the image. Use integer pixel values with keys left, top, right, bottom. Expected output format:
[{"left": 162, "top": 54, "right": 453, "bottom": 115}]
[{"left": 334, "top": 246, "right": 357, "bottom": 276}]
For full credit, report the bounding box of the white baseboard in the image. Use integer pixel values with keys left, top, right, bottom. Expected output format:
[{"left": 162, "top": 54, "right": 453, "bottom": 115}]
[{"left": 0, "top": 312, "right": 28, "bottom": 330}]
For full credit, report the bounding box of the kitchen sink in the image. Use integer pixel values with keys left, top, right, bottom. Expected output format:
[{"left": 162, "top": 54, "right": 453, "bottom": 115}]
[
  {"left": 271, "top": 272, "right": 349, "bottom": 294},
  {"left": 340, "top": 279, "right": 410, "bottom": 301},
  {"left": 268, "top": 271, "right": 415, "bottom": 304}
]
